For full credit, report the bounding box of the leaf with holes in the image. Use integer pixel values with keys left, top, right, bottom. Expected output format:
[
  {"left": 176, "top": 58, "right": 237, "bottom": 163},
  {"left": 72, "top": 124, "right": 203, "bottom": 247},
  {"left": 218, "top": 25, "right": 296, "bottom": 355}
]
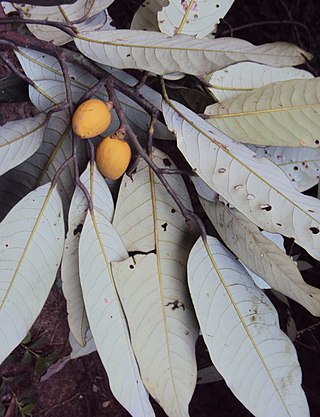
[
  {"left": 0, "top": 183, "right": 64, "bottom": 364},
  {"left": 74, "top": 30, "right": 311, "bottom": 76},
  {"left": 0, "top": 113, "right": 47, "bottom": 176},
  {"left": 79, "top": 208, "right": 155, "bottom": 417},
  {"left": 206, "top": 62, "right": 313, "bottom": 101},
  {"left": 205, "top": 77, "right": 320, "bottom": 147},
  {"left": 163, "top": 99, "right": 320, "bottom": 260},
  {"left": 112, "top": 148, "right": 199, "bottom": 417},
  {"left": 158, "top": 0, "right": 235, "bottom": 38},
  {"left": 61, "top": 162, "right": 114, "bottom": 346},
  {"left": 188, "top": 236, "right": 310, "bottom": 417},
  {"left": 248, "top": 145, "right": 320, "bottom": 192},
  {"left": 201, "top": 199, "right": 320, "bottom": 316}
]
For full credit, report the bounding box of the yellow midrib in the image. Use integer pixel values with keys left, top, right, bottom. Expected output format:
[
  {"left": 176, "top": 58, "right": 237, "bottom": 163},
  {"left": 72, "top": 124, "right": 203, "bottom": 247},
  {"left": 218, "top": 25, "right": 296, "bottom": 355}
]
[
  {"left": 204, "top": 240, "right": 292, "bottom": 416},
  {"left": 75, "top": 33, "right": 302, "bottom": 60},
  {"left": 166, "top": 99, "right": 320, "bottom": 226},
  {"left": 89, "top": 211, "right": 149, "bottom": 412},
  {"left": 207, "top": 102, "right": 320, "bottom": 119},
  {"left": 176, "top": 0, "right": 195, "bottom": 34},
  {"left": 0, "top": 184, "right": 55, "bottom": 310},
  {"left": 0, "top": 117, "right": 46, "bottom": 149},
  {"left": 149, "top": 165, "right": 183, "bottom": 416}
]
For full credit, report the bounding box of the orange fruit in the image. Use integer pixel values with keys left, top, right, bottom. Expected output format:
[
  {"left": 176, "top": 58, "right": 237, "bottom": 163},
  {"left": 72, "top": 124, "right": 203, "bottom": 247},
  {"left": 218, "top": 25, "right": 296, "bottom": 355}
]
[
  {"left": 96, "top": 130, "right": 131, "bottom": 180},
  {"left": 72, "top": 99, "right": 112, "bottom": 139}
]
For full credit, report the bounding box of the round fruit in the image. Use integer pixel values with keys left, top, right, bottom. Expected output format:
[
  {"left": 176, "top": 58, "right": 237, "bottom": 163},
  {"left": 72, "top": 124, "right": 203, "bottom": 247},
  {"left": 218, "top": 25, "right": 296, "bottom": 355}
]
[
  {"left": 96, "top": 130, "right": 131, "bottom": 180},
  {"left": 72, "top": 99, "right": 112, "bottom": 139}
]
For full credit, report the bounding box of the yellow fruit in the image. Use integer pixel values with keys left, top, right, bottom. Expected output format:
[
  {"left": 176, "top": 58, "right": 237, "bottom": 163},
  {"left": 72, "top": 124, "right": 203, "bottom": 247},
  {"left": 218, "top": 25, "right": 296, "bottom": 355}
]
[
  {"left": 96, "top": 130, "right": 131, "bottom": 180},
  {"left": 72, "top": 99, "right": 112, "bottom": 139}
]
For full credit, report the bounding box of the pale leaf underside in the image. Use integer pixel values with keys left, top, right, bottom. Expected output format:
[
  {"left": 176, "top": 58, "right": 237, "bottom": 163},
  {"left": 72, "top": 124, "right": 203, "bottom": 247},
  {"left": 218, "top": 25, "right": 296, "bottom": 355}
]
[
  {"left": 3, "top": 0, "right": 115, "bottom": 45},
  {"left": 79, "top": 209, "right": 155, "bottom": 417},
  {"left": 0, "top": 183, "right": 64, "bottom": 364},
  {"left": 74, "top": 30, "right": 311, "bottom": 76},
  {"left": 205, "top": 77, "right": 320, "bottom": 147},
  {"left": 188, "top": 236, "right": 309, "bottom": 417},
  {"left": 163, "top": 100, "right": 320, "bottom": 260},
  {"left": 0, "top": 113, "right": 47, "bottom": 176},
  {"left": 131, "top": 0, "right": 168, "bottom": 31},
  {"left": 158, "top": 0, "right": 235, "bottom": 38},
  {"left": 201, "top": 199, "right": 320, "bottom": 316},
  {"left": 206, "top": 62, "right": 313, "bottom": 101},
  {"left": 112, "top": 148, "right": 198, "bottom": 417},
  {"left": 248, "top": 145, "right": 320, "bottom": 192},
  {"left": 61, "top": 162, "right": 114, "bottom": 346},
  {"left": 0, "top": 111, "right": 87, "bottom": 221}
]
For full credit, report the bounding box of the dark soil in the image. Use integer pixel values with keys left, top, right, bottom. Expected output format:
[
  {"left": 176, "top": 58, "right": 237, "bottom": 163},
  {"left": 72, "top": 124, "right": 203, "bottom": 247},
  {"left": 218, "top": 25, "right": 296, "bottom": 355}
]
[{"left": 1, "top": 1, "right": 320, "bottom": 417}]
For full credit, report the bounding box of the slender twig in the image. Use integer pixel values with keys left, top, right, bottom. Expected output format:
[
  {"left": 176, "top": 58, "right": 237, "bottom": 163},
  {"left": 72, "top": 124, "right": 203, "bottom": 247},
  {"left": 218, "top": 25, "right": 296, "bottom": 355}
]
[
  {"left": 106, "top": 76, "right": 207, "bottom": 242},
  {"left": 146, "top": 110, "right": 159, "bottom": 155},
  {"left": 126, "top": 153, "right": 141, "bottom": 178},
  {"left": 77, "top": 76, "right": 109, "bottom": 105},
  {"left": 0, "top": 17, "right": 77, "bottom": 36},
  {"left": 51, "top": 156, "right": 75, "bottom": 188},
  {"left": 57, "top": 51, "right": 74, "bottom": 115},
  {"left": 134, "top": 71, "right": 149, "bottom": 91},
  {"left": 0, "top": 31, "right": 161, "bottom": 118},
  {"left": 296, "top": 321, "right": 320, "bottom": 338},
  {"left": 0, "top": 52, "right": 36, "bottom": 88}
]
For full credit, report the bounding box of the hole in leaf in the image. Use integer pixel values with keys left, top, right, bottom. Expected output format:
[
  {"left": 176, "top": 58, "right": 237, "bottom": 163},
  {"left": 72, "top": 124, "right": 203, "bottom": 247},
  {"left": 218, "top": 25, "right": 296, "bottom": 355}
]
[
  {"left": 161, "top": 222, "right": 168, "bottom": 231},
  {"left": 293, "top": 166, "right": 298, "bottom": 171},
  {"left": 309, "top": 227, "right": 319, "bottom": 234},
  {"left": 171, "top": 208, "right": 176, "bottom": 213},
  {"left": 260, "top": 204, "right": 272, "bottom": 211},
  {"left": 73, "top": 223, "right": 83, "bottom": 236},
  {"left": 163, "top": 158, "right": 172, "bottom": 166}
]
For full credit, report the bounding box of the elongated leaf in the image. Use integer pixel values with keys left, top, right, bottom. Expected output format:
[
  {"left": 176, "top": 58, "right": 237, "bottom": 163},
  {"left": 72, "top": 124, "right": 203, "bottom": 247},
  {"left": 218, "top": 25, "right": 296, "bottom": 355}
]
[
  {"left": 163, "top": 100, "right": 320, "bottom": 260},
  {"left": 112, "top": 148, "right": 198, "bottom": 417},
  {"left": 0, "top": 183, "right": 64, "bottom": 364},
  {"left": 61, "top": 162, "right": 114, "bottom": 346},
  {"left": 188, "top": 236, "right": 309, "bottom": 417},
  {"left": 3, "top": 0, "right": 115, "bottom": 45},
  {"left": 202, "top": 199, "right": 320, "bottom": 315},
  {"left": 158, "top": 0, "right": 235, "bottom": 38},
  {"left": 79, "top": 209, "right": 155, "bottom": 417},
  {"left": 131, "top": 0, "right": 168, "bottom": 31},
  {"left": 0, "top": 113, "right": 47, "bottom": 176},
  {"left": 206, "top": 62, "right": 313, "bottom": 101},
  {"left": 248, "top": 145, "right": 320, "bottom": 192},
  {"left": 0, "top": 111, "right": 87, "bottom": 220},
  {"left": 205, "top": 77, "right": 320, "bottom": 147},
  {"left": 74, "top": 30, "right": 311, "bottom": 76}
]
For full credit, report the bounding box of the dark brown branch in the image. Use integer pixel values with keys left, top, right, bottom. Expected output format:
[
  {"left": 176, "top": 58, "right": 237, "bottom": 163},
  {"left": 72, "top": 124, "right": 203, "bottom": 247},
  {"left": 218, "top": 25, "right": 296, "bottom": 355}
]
[
  {"left": 0, "top": 18, "right": 77, "bottom": 37},
  {"left": 106, "top": 77, "right": 207, "bottom": 242},
  {"left": 0, "top": 52, "right": 36, "bottom": 88}
]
